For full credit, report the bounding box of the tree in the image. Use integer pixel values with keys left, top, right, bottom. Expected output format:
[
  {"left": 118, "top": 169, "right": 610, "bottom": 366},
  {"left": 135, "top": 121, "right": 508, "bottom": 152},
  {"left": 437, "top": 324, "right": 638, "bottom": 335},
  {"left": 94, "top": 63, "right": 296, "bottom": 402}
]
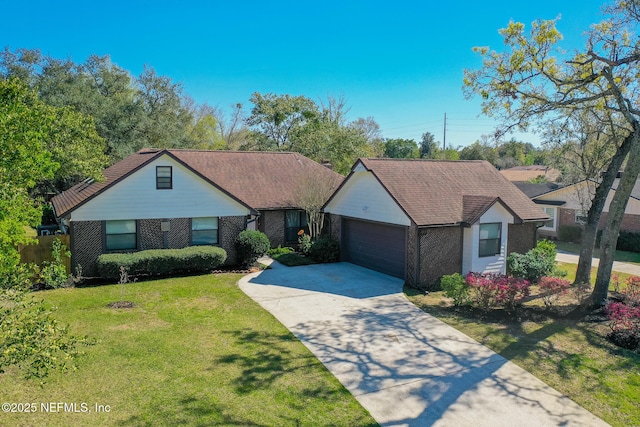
[
  {"left": 213, "top": 103, "right": 250, "bottom": 150},
  {"left": 137, "top": 66, "right": 196, "bottom": 150},
  {"left": 0, "top": 78, "right": 85, "bottom": 378},
  {"left": 296, "top": 172, "right": 340, "bottom": 240},
  {"left": 383, "top": 138, "right": 419, "bottom": 158},
  {"left": 419, "top": 132, "right": 439, "bottom": 158},
  {"left": 246, "top": 92, "right": 318, "bottom": 150},
  {"left": 463, "top": 0, "right": 640, "bottom": 307},
  {"left": 459, "top": 140, "right": 499, "bottom": 164}
]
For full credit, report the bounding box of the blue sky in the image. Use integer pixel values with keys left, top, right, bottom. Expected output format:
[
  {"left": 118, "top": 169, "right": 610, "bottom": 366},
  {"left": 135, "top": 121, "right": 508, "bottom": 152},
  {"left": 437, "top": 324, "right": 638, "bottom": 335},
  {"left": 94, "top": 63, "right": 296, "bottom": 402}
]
[{"left": 2, "top": 0, "right": 608, "bottom": 148}]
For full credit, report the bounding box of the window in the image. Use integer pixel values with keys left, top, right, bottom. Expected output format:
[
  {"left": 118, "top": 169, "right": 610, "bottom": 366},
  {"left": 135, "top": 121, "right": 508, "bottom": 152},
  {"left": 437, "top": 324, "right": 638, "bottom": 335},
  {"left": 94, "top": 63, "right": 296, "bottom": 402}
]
[
  {"left": 285, "top": 210, "right": 308, "bottom": 242},
  {"left": 105, "top": 220, "right": 137, "bottom": 251},
  {"left": 192, "top": 217, "right": 218, "bottom": 245},
  {"left": 541, "top": 207, "right": 556, "bottom": 230},
  {"left": 479, "top": 223, "right": 501, "bottom": 257},
  {"left": 156, "top": 166, "right": 172, "bottom": 189}
]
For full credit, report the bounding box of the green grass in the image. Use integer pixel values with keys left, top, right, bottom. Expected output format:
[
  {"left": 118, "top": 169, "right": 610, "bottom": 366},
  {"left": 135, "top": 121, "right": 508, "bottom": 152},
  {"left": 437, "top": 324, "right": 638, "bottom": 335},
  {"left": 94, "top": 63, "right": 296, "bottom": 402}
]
[
  {"left": 555, "top": 241, "right": 640, "bottom": 265},
  {"left": 556, "top": 262, "right": 636, "bottom": 289},
  {"left": 406, "top": 281, "right": 640, "bottom": 427},
  {"left": 0, "top": 274, "right": 377, "bottom": 427}
]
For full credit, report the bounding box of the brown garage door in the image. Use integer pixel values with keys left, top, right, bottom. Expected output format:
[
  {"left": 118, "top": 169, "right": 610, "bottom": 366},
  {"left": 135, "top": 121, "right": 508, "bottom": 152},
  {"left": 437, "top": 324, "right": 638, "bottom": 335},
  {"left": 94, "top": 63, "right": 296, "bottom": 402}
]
[{"left": 342, "top": 218, "right": 407, "bottom": 278}]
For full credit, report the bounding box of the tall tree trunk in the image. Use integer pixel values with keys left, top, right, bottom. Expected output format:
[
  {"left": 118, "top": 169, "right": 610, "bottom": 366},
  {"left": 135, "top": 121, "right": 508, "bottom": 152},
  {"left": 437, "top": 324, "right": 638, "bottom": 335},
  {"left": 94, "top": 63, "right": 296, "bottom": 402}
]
[
  {"left": 592, "top": 128, "right": 640, "bottom": 307},
  {"left": 575, "top": 134, "right": 634, "bottom": 284}
]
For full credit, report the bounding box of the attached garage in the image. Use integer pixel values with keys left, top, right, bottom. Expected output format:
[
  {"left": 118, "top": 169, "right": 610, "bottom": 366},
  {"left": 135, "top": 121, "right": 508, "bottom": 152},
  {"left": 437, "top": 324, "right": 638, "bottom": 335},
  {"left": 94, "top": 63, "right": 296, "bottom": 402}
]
[{"left": 342, "top": 218, "right": 407, "bottom": 278}]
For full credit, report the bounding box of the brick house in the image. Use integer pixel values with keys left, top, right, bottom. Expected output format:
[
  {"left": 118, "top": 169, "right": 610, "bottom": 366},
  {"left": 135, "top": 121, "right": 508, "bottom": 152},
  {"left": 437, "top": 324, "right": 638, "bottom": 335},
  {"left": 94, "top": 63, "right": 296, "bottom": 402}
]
[
  {"left": 322, "top": 159, "right": 549, "bottom": 288},
  {"left": 52, "top": 149, "right": 343, "bottom": 276},
  {"left": 523, "top": 178, "right": 640, "bottom": 239}
]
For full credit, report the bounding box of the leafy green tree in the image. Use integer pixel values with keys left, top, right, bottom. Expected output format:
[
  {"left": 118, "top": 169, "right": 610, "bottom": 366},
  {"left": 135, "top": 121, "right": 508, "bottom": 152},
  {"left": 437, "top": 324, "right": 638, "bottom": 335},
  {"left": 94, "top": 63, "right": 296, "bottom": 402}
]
[
  {"left": 383, "top": 138, "right": 419, "bottom": 158},
  {"left": 419, "top": 132, "right": 439, "bottom": 158},
  {"left": 459, "top": 140, "right": 499, "bottom": 164},
  {"left": 246, "top": 92, "right": 318, "bottom": 150},
  {"left": 0, "top": 79, "right": 85, "bottom": 378},
  {"left": 463, "top": 0, "right": 640, "bottom": 306}
]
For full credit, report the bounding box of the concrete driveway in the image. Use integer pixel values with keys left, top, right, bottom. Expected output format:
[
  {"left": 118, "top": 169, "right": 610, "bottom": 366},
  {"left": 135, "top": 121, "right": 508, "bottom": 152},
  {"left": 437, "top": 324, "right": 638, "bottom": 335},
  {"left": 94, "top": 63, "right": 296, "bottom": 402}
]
[{"left": 239, "top": 261, "right": 608, "bottom": 427}]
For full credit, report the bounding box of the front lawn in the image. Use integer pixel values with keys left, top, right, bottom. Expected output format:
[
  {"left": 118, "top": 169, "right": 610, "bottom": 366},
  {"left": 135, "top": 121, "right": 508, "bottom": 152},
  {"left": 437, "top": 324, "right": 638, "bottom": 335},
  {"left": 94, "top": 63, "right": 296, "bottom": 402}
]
[
  {"left": 406, "top": 282, "right": 640, "bottom": 427},
  {"left": 0, "top": 274, "right": 376, "bottom": 427}
]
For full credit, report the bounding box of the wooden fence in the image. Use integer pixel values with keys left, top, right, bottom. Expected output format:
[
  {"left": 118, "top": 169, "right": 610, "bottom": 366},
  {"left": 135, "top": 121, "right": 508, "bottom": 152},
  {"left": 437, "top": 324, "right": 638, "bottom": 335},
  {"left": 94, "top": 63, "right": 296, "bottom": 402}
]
[{"left": 19, "top": 235, "right": 72, "bottom": 274}]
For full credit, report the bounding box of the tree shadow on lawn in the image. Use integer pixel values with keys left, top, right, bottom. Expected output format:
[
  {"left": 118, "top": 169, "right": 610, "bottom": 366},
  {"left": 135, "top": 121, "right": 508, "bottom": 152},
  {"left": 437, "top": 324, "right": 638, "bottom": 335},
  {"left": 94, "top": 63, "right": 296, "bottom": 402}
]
[
  {"left": 117, "top": 395, "right": 273, "bottom": 427},
  {"left": 213, "top": 328, "right": 320, "bottom": 395}
]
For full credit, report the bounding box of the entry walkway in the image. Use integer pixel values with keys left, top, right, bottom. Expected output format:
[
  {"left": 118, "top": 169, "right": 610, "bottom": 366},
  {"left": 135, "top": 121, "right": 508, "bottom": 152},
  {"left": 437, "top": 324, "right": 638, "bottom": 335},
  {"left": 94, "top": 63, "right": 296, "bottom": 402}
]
[
  {"left": 239, "top": 261, "right": 608, "bottom": 426},
  {"left": 556, "top": 251, "right": 640, "bottom": 276}
]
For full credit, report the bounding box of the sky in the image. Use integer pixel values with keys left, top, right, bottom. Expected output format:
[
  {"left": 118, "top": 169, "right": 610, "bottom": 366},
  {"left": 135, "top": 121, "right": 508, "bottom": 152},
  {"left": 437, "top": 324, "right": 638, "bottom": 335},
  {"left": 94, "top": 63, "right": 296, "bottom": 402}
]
[{"left": 1, "top": 0, "right": 609, "bottom": 149}]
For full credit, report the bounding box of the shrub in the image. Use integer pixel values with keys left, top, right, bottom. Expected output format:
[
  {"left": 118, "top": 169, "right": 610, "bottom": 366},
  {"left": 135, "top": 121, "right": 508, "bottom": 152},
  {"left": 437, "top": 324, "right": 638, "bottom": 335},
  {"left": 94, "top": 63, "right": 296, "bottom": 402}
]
[
  {"left": 617, "top": 231, "right": 640, "bottom": 253},
  {"left": 39, "top": 238, "right": 71, "bottom": 289},
  {"left": 558, "top": 225, "right": 583, "bottom": 243},
  {"left": 537, "top": 276, "right": 571, "bottom": 309},
  {"left": 465, "top": 272, "right": 531, "bottom": 311},
  {"left": 507, "top": 240, "right": 557, "bottom": 283},
  {"left": 441, "top": 273, "right": 469, "bottom": 306},
  {"left": 268, "top": 245, "right": 294, "bottom": 257},
  {"left": 607, "top": 329, "right": 640, "bottom": 351},
  {"left": 624, "top": 275, "right": 640, "bottom": 304},
  {"left": 309, "top": 238, "right": 340, "bottom": 263},
  {"left": 97, "top": 246, "right": 227, "bottom": 279},
  {"left": 596, "top": 230, "right": 640, "bottom": 253},
  {"left": 298, "top": 231, "right": 312, "bottom": 255},
  {"left": 272, "top": 252, "right": 315, "bottom": 267},
  {"left": 235, "top": 230, "right": 270, "bottom": 268},
  {"left": 605, "top": 302, "right": 640, "bottom": 332}
]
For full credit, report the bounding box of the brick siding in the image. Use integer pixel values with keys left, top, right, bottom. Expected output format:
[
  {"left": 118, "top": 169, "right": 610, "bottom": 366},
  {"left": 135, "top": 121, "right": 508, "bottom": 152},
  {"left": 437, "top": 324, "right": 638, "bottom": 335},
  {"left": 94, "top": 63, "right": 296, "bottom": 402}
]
[
  {"left": 507, "top": 222, "right": 538, "bottom": 256},
  {"left": 417, "top": 226, "right": 463, "bottom": 289}
]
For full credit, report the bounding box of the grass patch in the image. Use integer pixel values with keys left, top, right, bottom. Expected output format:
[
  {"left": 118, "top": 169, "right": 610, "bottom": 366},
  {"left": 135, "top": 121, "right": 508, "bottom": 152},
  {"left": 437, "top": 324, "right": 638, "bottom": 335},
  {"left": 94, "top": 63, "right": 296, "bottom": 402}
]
[
  {"left": 271, "top": 252, "right": 315, "bottom": 267},
  {"left": 555, "top": 241, "right": 640, "bottom": 265},
  {"left": 406, "top": 283, "right": 640, "bottom": 427},
  {"left": 556, "top": 262, "right": 636, "bottom": 288},
  {"left": 0, "top": 274, "right": 376, "bottom": 427}
]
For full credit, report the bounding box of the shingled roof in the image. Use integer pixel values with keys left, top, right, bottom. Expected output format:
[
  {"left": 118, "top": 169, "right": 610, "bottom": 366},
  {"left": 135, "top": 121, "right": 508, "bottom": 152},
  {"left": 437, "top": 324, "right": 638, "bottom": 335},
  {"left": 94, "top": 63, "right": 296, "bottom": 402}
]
[
  {"left": 52, "top": 149, "right": 343, "bottom": 217},
  {"left": 351, "top": 158, "right": 549, "bottom": 226}
]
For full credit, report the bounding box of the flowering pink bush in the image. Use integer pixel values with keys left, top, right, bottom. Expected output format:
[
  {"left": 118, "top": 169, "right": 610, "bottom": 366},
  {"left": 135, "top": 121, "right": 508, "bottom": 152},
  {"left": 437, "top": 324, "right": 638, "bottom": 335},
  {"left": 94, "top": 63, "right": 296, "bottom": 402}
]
[
  {"left": 624, "top": 275, "right": 640, "bottom": 304},
  {"left": 465, "top": 272, "right": 531, "bottom": 310},
  {"left": 605, "top": 302, "right": 640, "bottom": 332},
  {"left": 538, "top": 276, "right": 571, "bottom": 309}
]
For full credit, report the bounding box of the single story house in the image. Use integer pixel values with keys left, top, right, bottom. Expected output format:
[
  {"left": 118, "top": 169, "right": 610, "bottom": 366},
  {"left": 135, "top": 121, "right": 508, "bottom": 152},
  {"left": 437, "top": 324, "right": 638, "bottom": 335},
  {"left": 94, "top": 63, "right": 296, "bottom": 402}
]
[
  {"left": 322, "top": 158, "right": 550, "bottom": 288},
  {"left": 530, "top": 177, "right": 640, "bottom": 239},
  {"left": 52, "top": 148, "right": 343, "bottom": 276}
]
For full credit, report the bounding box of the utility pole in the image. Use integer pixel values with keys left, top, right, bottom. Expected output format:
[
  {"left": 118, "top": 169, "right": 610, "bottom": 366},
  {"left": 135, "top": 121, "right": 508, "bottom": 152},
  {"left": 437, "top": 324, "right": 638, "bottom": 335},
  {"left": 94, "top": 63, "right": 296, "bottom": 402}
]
[{"left": 443, "top": 112, "right": 447, "bottom": 151}]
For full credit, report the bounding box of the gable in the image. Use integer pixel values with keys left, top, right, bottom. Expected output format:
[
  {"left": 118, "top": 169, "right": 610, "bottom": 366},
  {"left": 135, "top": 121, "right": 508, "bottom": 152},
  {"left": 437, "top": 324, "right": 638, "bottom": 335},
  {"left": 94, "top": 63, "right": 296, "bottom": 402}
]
[
  {"left": 69, "top": 155, "right": 251, "bottom": 221},
  {"left": 534, "top": 181, "right": 593, "bottom": 211},
  {"left": 355, "top": 158, "right": 548, "bottom": 226},
  {"left": 324, "top": 171, "right": 411, "bottom": 226}
]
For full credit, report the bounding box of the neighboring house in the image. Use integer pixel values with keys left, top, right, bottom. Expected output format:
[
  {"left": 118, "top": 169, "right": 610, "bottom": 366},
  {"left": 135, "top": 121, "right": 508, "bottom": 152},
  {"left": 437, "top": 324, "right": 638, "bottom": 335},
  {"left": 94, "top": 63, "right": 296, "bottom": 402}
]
[
  {"left": 531, "top": 178, "right": 640, "bottom": 239},
  {"left": 500, "top": 165, "right": 561, "bottom": 183},
  {"left": 322, "top": 158, "right": 549, "bottom": 288},
  {"left": 52, "top": 149, "right": 343, "bottom": 276}
]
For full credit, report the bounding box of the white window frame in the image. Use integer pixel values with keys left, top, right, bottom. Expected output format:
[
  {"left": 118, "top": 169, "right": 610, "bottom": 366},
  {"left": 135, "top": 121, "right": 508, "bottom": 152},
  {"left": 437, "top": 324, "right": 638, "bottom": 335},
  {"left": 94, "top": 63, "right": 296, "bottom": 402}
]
[
  {"left": 540, "top": 207, "right": 557, "bottom": 231},
  {"left": 479, "top": 222, "right": 502, "bottom": 258}
]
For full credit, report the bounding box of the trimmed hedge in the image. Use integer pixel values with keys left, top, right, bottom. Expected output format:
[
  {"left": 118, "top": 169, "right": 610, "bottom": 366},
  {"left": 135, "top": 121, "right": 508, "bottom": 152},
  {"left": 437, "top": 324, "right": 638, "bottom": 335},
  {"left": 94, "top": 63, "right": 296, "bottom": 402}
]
[
  {"left": 97, "top": 246, "right": 227, "bottom": 279},
  {"left": 596, "top": 230, "right": 640, "bottom": 253}
]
